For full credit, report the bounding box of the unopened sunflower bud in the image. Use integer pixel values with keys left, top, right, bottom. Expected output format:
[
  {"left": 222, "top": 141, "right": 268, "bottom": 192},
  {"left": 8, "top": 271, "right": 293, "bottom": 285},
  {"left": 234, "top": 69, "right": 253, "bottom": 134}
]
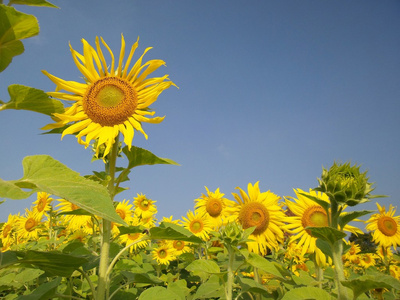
[
  {"left": 315, "top": 162, "right": 374, "bottom": 206},
  {"left": 220, "top": 222, "right": 244, "bottom": 247}
]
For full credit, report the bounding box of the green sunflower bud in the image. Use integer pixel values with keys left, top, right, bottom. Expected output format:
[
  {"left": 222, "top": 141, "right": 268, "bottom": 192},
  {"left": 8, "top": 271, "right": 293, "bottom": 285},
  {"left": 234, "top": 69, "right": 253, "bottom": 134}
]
[
  {"left": 219, "top": 222, "right": 245, "bottom": 247},
  {"left": 315, "top": 162, "right": 375, "bottom": 206}
]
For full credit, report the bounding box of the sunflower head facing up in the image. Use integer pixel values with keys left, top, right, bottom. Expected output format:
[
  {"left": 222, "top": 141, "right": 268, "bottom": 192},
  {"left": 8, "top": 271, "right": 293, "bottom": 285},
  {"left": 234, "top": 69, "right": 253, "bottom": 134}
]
[
  {"left": 227, "top": 181, "right": 285, "bottom": 255},
  {"left": 42, "top": 34, "right": 176, "bottom": 159}
]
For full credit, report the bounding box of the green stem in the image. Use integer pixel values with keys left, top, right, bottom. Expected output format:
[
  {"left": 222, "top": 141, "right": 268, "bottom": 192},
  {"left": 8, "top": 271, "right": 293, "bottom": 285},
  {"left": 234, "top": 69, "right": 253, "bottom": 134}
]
[
  {"left": 329, "top": 200, "right": 348, "bottom": 300},
  {"left": 96, "top": 136, "right": 119, "bottom": 300},
  {"left": 332, "top": 240, "right": 348, "bottom": 300},
  {"left": 225, "top": 244, "right": 235, "bottom": 300},
  {"left": 313, "top": 254, "right": 323, "bottom": 289}
]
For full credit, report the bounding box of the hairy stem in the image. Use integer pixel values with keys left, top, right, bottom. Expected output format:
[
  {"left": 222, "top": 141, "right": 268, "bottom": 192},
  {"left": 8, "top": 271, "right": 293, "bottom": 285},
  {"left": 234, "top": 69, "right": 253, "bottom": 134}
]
[{"left": 96, "top": 136, "right": 119, "bottom": 300}]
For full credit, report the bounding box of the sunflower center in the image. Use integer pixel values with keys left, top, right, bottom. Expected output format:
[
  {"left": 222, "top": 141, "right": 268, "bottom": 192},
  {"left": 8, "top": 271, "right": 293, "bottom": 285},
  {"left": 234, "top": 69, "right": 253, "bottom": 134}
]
[
  {"left": 71, "top": 203, "right": 79, "bottom": 211},
  {"left": 116, "top": 209, "right": 126, "bottom": 220},
  {"left": 128, "top": 233, "right": 140, "bottom": 241},
  {"left": 25, "top": 218, "right": 37, "bottom": 232},
  {"left": 377, "top": 216, "right": 397, "bottom": 236},
  {"left": 3, "top": 224, "right": 11, "bottom": 238},
  {"left": 173, "top": 240, "right": 185, "bottom": 250},
  {"left": 190, "top": 220, "right": 204, "bottom": 233},
  {"left": 140, "top": 200, "right": 149, "bottom": 209},
  {"left": 239, "top": 202, "right": 269, "bottom": 235},
  {"left": 37, "top": 199, "right": 46, "bottom": 212},
  {"left": 206, "top": 198, "right": 223, "bottom": 217},
  {"left": 158, "top": 249, "right": 167, "bottom": 259},
  {"left": 301, "top": 206, "right": 328, "bottom": 236},
  {"left": 83, "top": 77, "right": 137, "bottom": 126}
]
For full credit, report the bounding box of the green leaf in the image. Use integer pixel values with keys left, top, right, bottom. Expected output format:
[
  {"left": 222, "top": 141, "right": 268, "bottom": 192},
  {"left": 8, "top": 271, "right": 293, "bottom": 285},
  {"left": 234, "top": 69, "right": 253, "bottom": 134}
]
[
  {"left": 15, "top": 277, "right": 61, "bottom": 300},
  {"left": 120, "top": 271, "right": 162, "bottom": 284},
  {"left": 122, "top": 146, "right": 180, "bottom": 169},
  {"left": 0, "top": 85, "right": 64, "bottom": 115},
  {"left": 246, "top": 252, "right": 286, "bottom": 280},
  {"left": 17, "top": 250, "right": 88, "bottom": 277},
  {"left": 118, "top": 225, "right": 146, "bottom": 236},
  {"left": 299, "top": 192, "right": 330, "bottom": 213},
  {"left": 341, "top": 273, "right": 400, "bottom": 300},
  {"left": 167, "top": 280, "right": 191, "bottom": 300},
  {"left": 0, "top": 4, "right": 39, "bottom": 72},
  {"left": 0, "top": 155, "right": 126, "bottom": 225},
  {"left": 194, "top": 275, "right": 225, "bottom": 299},
  {"left": 306, "top": 226, "right": 347, "bottom": 245},
  {"left": 238, "top": 276, "right": 270, "bottom": 295},
  {"left": 8, "top": 0, "right": 58, "bottom": 8},
  {"left": 338, "top": 210, "right": 373, "bottom": 229},
  {"left": 138, "top": 286, "right": 180, "bottom": 300},
  {"left": 14, "top": 268, "right": 44, "bottom": 284},
  {"left": 281, "top": 286, "right": 333, "bottom": 300},
  {"left": 150, "top": 222, "right": 202, "bottom": 243},
  {"left": 185, "top": 260, "right": 220, "bottom": 281}
]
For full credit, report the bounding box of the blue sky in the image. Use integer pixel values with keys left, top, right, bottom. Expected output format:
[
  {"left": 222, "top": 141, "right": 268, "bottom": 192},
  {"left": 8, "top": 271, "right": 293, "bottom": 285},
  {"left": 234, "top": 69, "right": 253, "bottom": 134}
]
[{"left": 1, "top": 1, "right": 399, "bottom": 231}]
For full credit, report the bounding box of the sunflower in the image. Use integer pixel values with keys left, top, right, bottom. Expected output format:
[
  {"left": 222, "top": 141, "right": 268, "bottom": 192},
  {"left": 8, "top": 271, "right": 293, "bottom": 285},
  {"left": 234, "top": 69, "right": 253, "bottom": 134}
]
[
  {"left": 360, "top": 253, "right": 376, "bottom": 269},
  {"left": 159, "top": 215, "right": 180, "bottom": 225},
  {"left": 194, "top": 187, "right": 234, "bottom": 229},
  {"left": 152, "top": 242, "right": 177, "bottom": 265},
  {"left": 365, "top": 203, "right": 400, "bottom": 248},
  {"left": 16, "top": 209, "right": 43, "bottom": 242},
  {"left": 0, "top": 214, "right": 20, "bottom": 250},
  {"left": 284, "top": 189, "right": 361, "bottom": 266},
  {"left": 171, "top": 240, "right": 192, "bottom": 255},
  {"left": 115, "top": 199, "right": 134, "bottom": 224},
  {"left": 42, "top": 34, "right": 176, "bottom": 158},
  {"left": 181, "top": 210, "right": 213, "bottom": 241},
  {"left": 55, "top": 199, "right": 95, "bottom": 232},
  {"left": 32, "top": 192, "right": 53, "bottom": 217},
  {"left": 227, "top": 182, "right": 285, "bottom": 255},
  {"left": 119, "top": 232, "right": 148, "bottom": 252},
  {"left": 133, "top": 193, "right": 157, "bottom": 219}
]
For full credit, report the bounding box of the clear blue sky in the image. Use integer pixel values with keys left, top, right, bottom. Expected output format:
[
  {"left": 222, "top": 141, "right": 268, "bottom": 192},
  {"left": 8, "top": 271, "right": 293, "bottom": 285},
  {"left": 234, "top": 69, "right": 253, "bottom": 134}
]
[{"left": 1, "top": 1, "right": 399, "bottom": 231}]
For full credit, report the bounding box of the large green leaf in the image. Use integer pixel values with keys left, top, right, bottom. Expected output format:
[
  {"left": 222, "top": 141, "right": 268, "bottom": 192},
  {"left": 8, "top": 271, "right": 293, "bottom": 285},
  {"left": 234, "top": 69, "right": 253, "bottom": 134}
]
[
  {"left": 8, "top": 0, "right": 58, "bottom": 8},
  {"left": 138, "top": 286, "right": 180, "bottom": 300},
  {"left": 0, "top": 4, "right": 39, "bottom": 72},
  {"left": 281, "top": 286, "right": 333, "bottom": 300},
  {"left": 194, "top": 275, "right": 225, "bottom": 299},
  {"left": 122, "top": 146, "right": 180, "bottom": 169},
  {"left": 342, "top": 273, "right": 400, "bottom": 300},
  {"left": 306, "top": 226, "right": 346, "bottom": 246},
  {"left": 150, "top": 222, "right": 202, "bottom": 243},
  {"left": 338, "top": 210, "right": 373, "bottom": 229},
  {"left": 0, "top": 155, "right": 126, "bottom": 225},
  {"left": 0, "top": 85, "right": 64, "bottom": 115},
  {"left": 16, "top": 277, "right": 61, "bottom": 300},
  {"left": 246, "top": 252, "right": 286, "bottom": 280},
  {"left": 185, "top": 260, "right": 220, "bottom": 281},
  {"left": 3, "top": 250, "right": 88, "bottom": 277}
]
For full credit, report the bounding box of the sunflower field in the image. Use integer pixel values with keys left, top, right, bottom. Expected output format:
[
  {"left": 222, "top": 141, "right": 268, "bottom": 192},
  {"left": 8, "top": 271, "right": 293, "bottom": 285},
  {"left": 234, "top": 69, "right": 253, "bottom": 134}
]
[{"left": 1, "top": 2, "right": 400, "bottom": 300}]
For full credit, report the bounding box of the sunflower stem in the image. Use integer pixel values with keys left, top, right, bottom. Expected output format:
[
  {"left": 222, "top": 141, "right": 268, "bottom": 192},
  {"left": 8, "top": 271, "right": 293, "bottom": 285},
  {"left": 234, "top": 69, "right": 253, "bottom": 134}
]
[
  {"left": 96, "top": 135, "right": 119, "bottom": 300},
  {"left": 329, "top": 200, "right": 349, "bottom": 300},
  {"left": 225, "top": 244, "right": 235, "bottom": 300}
]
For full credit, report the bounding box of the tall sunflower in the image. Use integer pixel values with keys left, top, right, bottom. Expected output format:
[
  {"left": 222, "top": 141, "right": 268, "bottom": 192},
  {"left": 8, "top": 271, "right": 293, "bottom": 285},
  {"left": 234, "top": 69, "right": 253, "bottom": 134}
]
[
  {"left": 365, "top": 203, "right": 400, "bottom": 248},
  {"left": 194, "top": 187, "right": 234, "bottom": 229},
  {"left": 227, "top": 181, "right": 285, "bottom": 255},
  {"left": 42, "top": 34, "right": 176, "bottom": 158},
  {"left": 284, "top": 189, "right": 362, "bottom": 266}
]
